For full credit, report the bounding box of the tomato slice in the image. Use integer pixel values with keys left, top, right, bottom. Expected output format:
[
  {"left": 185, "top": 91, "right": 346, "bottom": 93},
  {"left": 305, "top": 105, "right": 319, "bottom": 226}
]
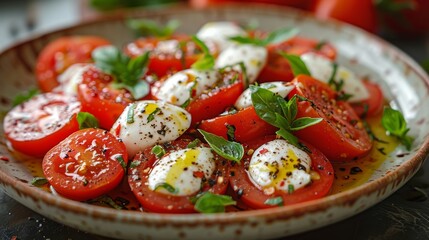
[
  {"left": 125, "top": 34, "right": 218, "bottom": 78},
  {"left": 351, "top": 80, "right": 384, "bottom": 118},
  {"left": 199, "top": 106, "right": 277, "bottom": 142},
  {"left": 77, "top": 66, "right": 135, "bottom": 130},
  {"left": 42, "top": 128, "right": 128, "bottom": 201},
  {"left": 128, "top": 138, "right": 230, "bottom": 213},
  {"left": 289, "top": 75, "right": 372, "bottom": 161},
  {"left": 230, "top": 135, "right": 334, "bottom": 209},
  {"left": 186, "top": 71, "right": 244, "bottom": 125},
  {"left": 3, "top": 93, "right": 81, "bottom": 157},
  {"left": 36, "top": 36, "right": 110, "bottom": 92},
  {"left": 258, "top": 37, "right": 337, "bottom": 83}
]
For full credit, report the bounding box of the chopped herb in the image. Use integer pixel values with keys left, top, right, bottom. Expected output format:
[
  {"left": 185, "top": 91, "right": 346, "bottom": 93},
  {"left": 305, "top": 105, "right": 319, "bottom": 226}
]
[
  {"left": 381, "top": 107, "right": 413, "bottom": 150},
  {"left": 218, "top": 62, "right": 249, "bottom": 87},
  {"left": 288, "top": 184, "right": 295, "bottom": 194},
  {"left": 230, "top": 27, "right": 298, "bottom": 47},
  {"left": 147, "top": 107, "right": 161, "bottom": 123},
  {"left": 127, "top": 103, "right": 136, "bottom": 124},
  {"left": 180, "top": 98, "right": 191, "bottom": 108},
  {"left": 155, "top": 182, "right": 178, "bottom": 194},
  {"left": 191, "top": 35, "right": 215, "bottom": 70},
  {"left": 129, "top": 160, "right": 141, "bottom": 168},
  {"left": 31, "top": 177, "right": 48, "bottom": 187},
  {"left": 198, "top": 129, "right": 244, "bottom": 163},
  {"left": 336, "top": 92, "right": 353, "bottom": 101},
  {"left": 126, "top": 19, "right": 180, "bottom": 38},
  {"left": 76, "top": 112, "right": 99, "bottom": 129},
  {"left": 327, "top": 63, "right": 345, "bottom": 92},
  {"left": 12, "top": 88, "right": 39, "bottom": 107},
  {"left": 115, "top": 155, "right": 127, "bottom": 170},
  {"left": 151, "top": 145, "right": 165, "bottom": 158},
  {"left": 193, "top": 192, "right": 236, "bottom": 213},
  {"left": 278, "top": 53, "right": 311, "bottom": 77},
  {"left": 226, "top": 124, "right": 236, "bottom": 142},
  {"left": 187, "top": 139, "right": 201, "bottom": 148},
  {"left": 264, "top": 196, "right": 284, "bottom": 206},
  {"left": 314, "top": 40, "right": 326, "bottom": 50}
]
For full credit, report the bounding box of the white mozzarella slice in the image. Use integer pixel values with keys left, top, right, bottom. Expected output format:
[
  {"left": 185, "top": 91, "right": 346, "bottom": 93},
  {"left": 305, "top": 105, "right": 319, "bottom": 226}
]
[
  {"left": 111, "top": 100, "right": 191, "bottom": 157},
  {"left": 148, "top": 147, "right": 215, "bottom": 196},
  {"left": 54, "top": 63, "right": 92, "bottom": 95},
  {"left": 154, "top": 69, "right": 220, "bottom": 106},
  {"left": 196, "top": 21, "right": 247, "bottom": 51},
  {"left": 301, "top": 52, "right": 369, "bottom": 102},
  {"left": 215, "top": 44, "right": 267, "bottom": 85},
  {"left": 248, "top": 139, "right": 312, "bottom": 193},
  {"left": 234, "top": 81, "right": 295, "bottom": 110}
]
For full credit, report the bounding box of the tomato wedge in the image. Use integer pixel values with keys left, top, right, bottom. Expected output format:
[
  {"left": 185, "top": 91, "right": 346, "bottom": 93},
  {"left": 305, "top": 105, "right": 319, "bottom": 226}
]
[
  {"left": 77, "top": 66, "right": 135, "bottom": 130},
  {"left": 36, "top": 36, "right": 110, "bottom": 92},
  {"left": 199, "top": 106, "right": 277, "bottom": 142},
  {"left": 128, "top": 138, "right": 229, "bottom": 213},
  {"left": 43, "top": 128, "right": 128, "bottom": 201},
  {"left": 125, "top": 34, "right": 218, "bottom": 78},
  {"left": 289, "top": 75, "right": 372, "bottom": 161},
  {"left": 3, "top": 93, "right": 81, "bottom": 157},
  {"left": 351, "top": 80, "right": 384, "bottom": 118},
  {"left": 258, "top": 37, "right": 337, "bottom": 83},
  {"left": 230, "top": 135, "right": 334, "bottom": 209}
]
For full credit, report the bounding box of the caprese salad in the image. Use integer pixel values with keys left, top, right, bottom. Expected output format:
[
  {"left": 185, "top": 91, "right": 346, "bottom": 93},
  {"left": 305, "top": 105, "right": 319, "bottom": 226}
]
[{"left": 2, "top": 20, "right": 413, "bottom": 214}]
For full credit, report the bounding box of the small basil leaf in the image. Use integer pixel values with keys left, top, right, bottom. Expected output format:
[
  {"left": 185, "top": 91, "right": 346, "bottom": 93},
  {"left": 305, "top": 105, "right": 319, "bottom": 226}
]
[
  {"left": 155, "top": 182, "right": 178, "bottom": 194},
  {"left": 13, "top": 89, "right": 39, "bottom": 107},
  {"left": 229, "top": 36, "right": 264, "bottom": 46},
  {"left": 191, "top": 35, "right": 215, "bottom": 70},
  {"left": 264, "top": 196, "right": 283, "bottom": 206},
  {"left": 276, "top": 128, "right": 299, "bottom": 146},
  {"left": 187, "top": 139, "right": 201, "bottom": 148},
  {"left": 115, "top": 155, "right": 127, "bottom": 170},
  {"left": 194, "top": 192, "right": 236, "bottom": 213},
  {"left": 77, "top": 112, "right": 99, "bottom": 129},
  {"left": 286, "top": 95, "right": 298, "bottom": 122},
  {"left": 262, "top": 27, "right": 299, "bottom": 45},
  {"left": 127, "top": 19, "right": 180, "bottom": 38},
  {"left": 126, "top": 103, "right": 136, "bottom": 124},
  {"left": 288, "top": 184, "right": 295, "bottom": 194},
  {"left": 279, "top": 53, "right": 311, "bottom": 77},
  {"left": 151, "top": 145, "right": 166, "bottom": 158},
  {"left": 382, "top": 107, "right": 413, "bottom": 150},
  {"left": 129, "top": 160, "right": 141, "bottom": 168},
  {"left": 290, "top": 117, "right": 323, "bottom": 131},
  {"left": 250, "top": 86, "right": 283, "bottom": 125},
  {"left": 274, "top": 113, "right": 291, "bottom": 130},
  {"left": 198, "top": 129, "right": 244, "bottom": 163},
  {"left": 31, "top": 177, "right": 48, "bottom": 187}
]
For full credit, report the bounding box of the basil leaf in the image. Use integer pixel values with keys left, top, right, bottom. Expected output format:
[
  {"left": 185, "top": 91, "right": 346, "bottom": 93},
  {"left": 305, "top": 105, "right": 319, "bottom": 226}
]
[
  {"left": 278, "top": 53, "right": 311, "bottom": 77},
  {"left": 151, "top": 145, "right": 165, "bottom": 158},
  {"left": 13, "top": 88, "right": 39, "bottom": 107},
  {"left": 288, "top": 184, "right": 295, "bottom": 194},
  {"left": 31, "top": 177, "right": 48, "bottom": 187},
  {"left": 229, "top": 36, "right": 265, "bottom": 46},
  {"left": 127, "top": 19, "right": 180, "bottom": 38},
  {"left": 290, "top": 117, "right": 323, "bottom": 131},
  {"left": 382, "top": 107, "right": 413, "bottom": 150},
  {"left": 198, "top": 129, "right": 244, "bottom": 163},
  {"left": 276, "top": 128, "right": 299, "bottom": 146},
  {"left": 155, "top": 182, "right": 178, "bottom": 194},
  {"left": 187, "top": 139, "right": 201, "bottom": 148},
  {"left": 230, "top": 27, "right": 298, "bottom": 47},
  {"left": 250, "top": 86, "right": 283, "bottom": 126},
  {"left": 264, "top": 196, "right": 283, "bottom": 206},
  {"left": 275, "top": 113, "right": 291, "bottom": 130},
  {"left": 194, "top": 192, "right": 236, "bottom": 213},
  {"left": 191, "top": 35, "right": 215, "bottom": 70},
  {"left": 285, "top": 95, "right": 298, "bottom": 122},
  {"left": 115, "top": 155, "right": 127, "bottom": 170},
  {"left": 76, "top": 112, "right": 99, "bottom": 129},
  {"left": 147, "top": 107, "right": 161, "bottom": 123},
  {"left": 226, "top": 124, "right": 236, "bottom": 142},
  {"left": 127, "top": 103, "right": 136, "bottom": 124}
]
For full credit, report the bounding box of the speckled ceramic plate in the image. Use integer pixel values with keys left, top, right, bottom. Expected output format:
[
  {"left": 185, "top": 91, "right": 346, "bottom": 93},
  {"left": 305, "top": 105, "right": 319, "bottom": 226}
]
[{"left": 1, "top": 4, "right": 429, "bottom": 240}]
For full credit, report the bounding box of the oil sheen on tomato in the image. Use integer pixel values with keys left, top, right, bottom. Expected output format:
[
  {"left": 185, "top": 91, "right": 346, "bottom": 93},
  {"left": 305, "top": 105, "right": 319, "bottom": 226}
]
[{"left": 330, "top": 114, "right": 399, "bottom": 194}]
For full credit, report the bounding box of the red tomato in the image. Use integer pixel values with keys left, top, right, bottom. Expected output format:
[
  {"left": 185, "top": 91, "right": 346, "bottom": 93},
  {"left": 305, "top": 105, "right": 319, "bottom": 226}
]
[
  {"left": 77, "top": 66, "right": 135, "bottom": 130},
  {"left": 199, "top": 106, "right": 277, "bottom": 142},
  {"left": 42, "top": 128, "right": 128, "bottom": 201},
  {"left": 310, "top": 0, "right": 378, "bottom": 33},
  {"left": 230, "top": 135, "right": 334, "bottom": 209},
  {"left": 3, "top": 93, "right": 81, "bottom": 157},
  {"left": 189, "top": 0, "right": 312, "bottom": 9},
  {"left": 125, "top": 35, "right": 218, "bottom": 78},
  {"left": 351, "top": 80, "right": 384, "bottom": 117},
  {"left": 258, "top": 37, "right": 337, "bottom": 83},
  {"left": 128, "top": 138, "right": 230, "bottom": 213},
  {"left": 35, "top": 36, "right": 110, "bottom": 92},
  {"left": 289, "top": 75, "right": 372, "bottom": 161}
]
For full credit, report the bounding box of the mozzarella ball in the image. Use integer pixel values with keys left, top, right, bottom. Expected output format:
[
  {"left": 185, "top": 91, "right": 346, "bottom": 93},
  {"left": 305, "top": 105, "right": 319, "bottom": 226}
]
[{"left": 196, "top": 21, "right": 247, "bottom": 51}]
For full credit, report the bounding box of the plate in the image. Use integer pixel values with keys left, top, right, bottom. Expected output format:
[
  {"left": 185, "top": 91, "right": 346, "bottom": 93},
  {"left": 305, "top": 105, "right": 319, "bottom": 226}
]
[{"left": 1, "top": 4, "right": 429, "bottom": 240}]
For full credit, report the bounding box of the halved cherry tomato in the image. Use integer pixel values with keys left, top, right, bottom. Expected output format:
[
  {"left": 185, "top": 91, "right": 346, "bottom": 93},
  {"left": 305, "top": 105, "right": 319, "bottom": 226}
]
[
  {"left": 258, "top": 37, "right": 337, "bottom": 83},
  {"left": 36, "top": 36, "right": 110, "bottom": 92},
  {"left": 199, "top": 106, "right": 277, "bottom": 142},
  {"left": 77, "top": 66, "right": 135, "bottom": 130},
  {"left": 310, "top": 0, "right": 378, "bottom": 33},
  {"left": 3, "top": 93, "right": 81, "bottom": 157},
  {"left": 289, "top": 75, "right": 372, "bottom": 161},
  {"left": 128, "top": 138, "right": 230, "bottom": 213},
  {"left": 42, "top": 128, "right": 128, "bottom": 201},
  {"left": 125, "top": 34, "right": 218, "bottom": 78},
  {"left": 351, "top": 80, "right": 384, "bottom": 117},
  {"left": 229, "top": 135, "right": 334, "bottom": 209}
]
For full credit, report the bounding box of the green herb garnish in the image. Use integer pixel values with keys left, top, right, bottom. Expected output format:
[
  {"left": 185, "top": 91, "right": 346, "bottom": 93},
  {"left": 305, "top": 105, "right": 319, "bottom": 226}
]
[
  {"left": 186, "top": 139, "right": 201, "bottom": 148},
  {"left": 230, "top": 27, "right": 298, "bottom": 47},
  {"left": 226, "top": 124, "right": 236, "bottom": 142},
  {"left": 288, "top": 184, "right": 295, "bottom": 194},
  {"left": 129, "top": 160, "right": 141, "bottom": 168},
  {"left": 147, "top": 107, "right": 161, "bottom": 123},
  {"left": 193, "top": 192, "right": 236, "bottom": 213},
  {"left": 264, "top": 197, "right": 284, "bottom": 206},
  {"left": 278, "top": 53, "right": 311, "bottom": 77},
  {"left": 115, "top": 155, "right": 127, "bottom": 170},
  {"left": 127, "top": 19, "right": 180, "bottom": 38},
  {"left": 127, "top": 103, "right": 136, "bottom": 124},
  {"left": 31, "top": 177, "right": 48, "bottom": 187},
  {"left": 76, "top": 112, "right": 99, "bottom": 129},
  {"left": 381, "top": 107, "right": 413, "bottom": 150},
  {"left": 13, "top": 88, "right": 39, "bottom": 107},
  {"left": 198, "top": 129, "right": 244, "bottom": 163},
  {"left": 151, "top": 145, "right": 166, "bottom": 158},
  {"left": 191, "top": 35, "right": 215, "bottom": 70},
  {"left": 155, "top": 182, "right": 178, "bottom": 194}
]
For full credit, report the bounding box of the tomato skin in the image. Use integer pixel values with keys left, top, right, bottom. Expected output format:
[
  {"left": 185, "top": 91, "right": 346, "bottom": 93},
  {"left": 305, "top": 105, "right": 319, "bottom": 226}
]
[
  {"left": 289, "top": 75, "right": 372, "bottom": 161},
  {"left": 36, "top": 36, "right": 110, "bottom": 92},
  {"left": 229, "top": 135, "right": 334, "bottom": 209},
  {"left": 42, "top": 128, "right": 128, "bottom": 201},
  {"left": 310, "top": 0, "right": 378, "bottom": 33},
  {"left": 3, "top": 93, "right": 81, "bottom": 157},
  {"left": 199, "top": 106, "right": 277, "bottom": 142},
  {"left": 77, "top": 66, "right": 134, "bottom": 130},
  {"left": 125, "top": 35, "right": 218, "bottom": 78},
  {"left": 351, "top": 80, "right": 384, "bottom": 118},
  {"left": 258, "top": 37, "right": 337, "bottom": 83},
  {"left": 127, "top": 138, "right": 230, "bottom": 213}
]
